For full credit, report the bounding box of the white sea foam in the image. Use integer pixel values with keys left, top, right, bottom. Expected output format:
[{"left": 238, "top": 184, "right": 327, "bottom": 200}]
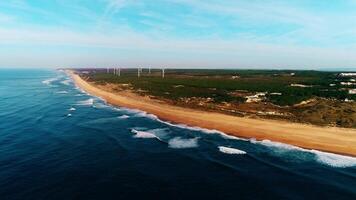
[
  {"left": 133, "top": 112, "right": 158, "bottom": 120},
  {"left": 156, "top": 118, "right": 248, "bottom": 141},
  {"left": 69, "top": 107, "right": 76, "bottom": 111},
  {"left": 253, "top": 139, "right": 356, "bottom": 168},
  {"left": 311, "top": 150, "right": 356, "bottom": 168},
  {"left": 131, "top": 129, "right": 157, "bottom": 139},
  {"left": 42, "top": 77, "right": 59, "bottom": 85},
  {"left": 61, "top": 79, "right": 72, "bottom": 85},
  {"left": 67, "top": 113, "right": 72, "bottom": 117},
  {"left": 93, "top": 102, "right": 109, "bottom": 108},
  {"left": 118, "top": 115, "right": 130, "bottom": 119},
  {"left": 56, "top": 91, "right": 69, "bottom": 94},
  {"left": 121, "top": 108, "right": 141, "bottom": 114},
  {"left": 74, "top": 85, "right": 91, "bottom": 96},
  {"left": 218, "top": 146, "right": 246, "bottom": 155},
  {"left": 121, "top": 108, "right": 232, "bottom": 137},
  {"left": 168, "top": 137, "right": 199, "bottom": 149},
  {"left": 252, "top": 139, "right": 306, "bottom": 152},
  {"left": 76, "top": 98, "right": 94, "bottom": 106}
]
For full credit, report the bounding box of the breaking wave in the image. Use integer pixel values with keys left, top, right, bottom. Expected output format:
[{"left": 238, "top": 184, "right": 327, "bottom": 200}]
[
  {"left": 76, "top": 98, "right": 94, "bottom": 106},
  {"left": 218, "top": 146, "right": 246, "bottom": 155},
  {"left": 133, "top": 112, "right": 158, "bottom": 120},
  {"left": 42, "top": 77, "right": 59, "bottom": 85},
  {"left": 253, "top": 139, "right": 356, "bottom": 168},
  {"left": 56, "top": 91, "right": 69, "bottom": 94},
  {"left": 251, "top": 139, "right": 305, "bottom": 151},
  {"left": 118, "top": 115, "right": 130, "bottom": 119},
  {"left": 131, "top": 129, "right": 158, "bottom": 139},
  {"left": 93, "top": 102, "right": 110, "bottom": 108},
  {"left": 311, "top": 150, "right": 356, "bottom": 168},
  {"left": 61, "top": 79, "right": 72, "bottom": 85}
]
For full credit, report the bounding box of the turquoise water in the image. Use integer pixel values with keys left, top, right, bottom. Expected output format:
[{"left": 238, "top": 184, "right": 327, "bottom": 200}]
[{"left": 0, "top": 69, "right": 355, "bottom": 200}]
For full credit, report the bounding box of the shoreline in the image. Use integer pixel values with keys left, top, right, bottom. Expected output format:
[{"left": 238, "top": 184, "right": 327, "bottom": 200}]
[{"left": 69, "top": 70, "right": 356, "bottom": 157}]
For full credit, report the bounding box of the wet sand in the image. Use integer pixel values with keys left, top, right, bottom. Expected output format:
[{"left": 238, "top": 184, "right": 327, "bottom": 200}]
[{"left": 70, "top": 71, "right": 356, "bottom": 157}]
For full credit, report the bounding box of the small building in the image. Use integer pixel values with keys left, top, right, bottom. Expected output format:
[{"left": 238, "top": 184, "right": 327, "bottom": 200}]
[
  {"left": 339, "top": 73, "right": 356, "bottom": 77},
  {"left": 349, "top": 89, "right": 356, "bottom": 94}
]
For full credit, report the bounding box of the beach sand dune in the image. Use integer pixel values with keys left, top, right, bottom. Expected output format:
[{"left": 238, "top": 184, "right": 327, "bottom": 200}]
[{"left": 69, "top": 71, "right": 356, "bottom": 157}]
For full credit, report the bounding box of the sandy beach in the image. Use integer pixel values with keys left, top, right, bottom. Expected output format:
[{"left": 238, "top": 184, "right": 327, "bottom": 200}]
[{"left": 70, "top": 71, "right": 356, "bottom": 157}]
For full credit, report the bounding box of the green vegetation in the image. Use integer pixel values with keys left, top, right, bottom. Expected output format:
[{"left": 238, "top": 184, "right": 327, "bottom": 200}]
[
  {"left": 82, "top": 69, "right": 355, "bottom": 106},
  {"left": 76, "top": 68, "right": 356, "bottom": 127}
]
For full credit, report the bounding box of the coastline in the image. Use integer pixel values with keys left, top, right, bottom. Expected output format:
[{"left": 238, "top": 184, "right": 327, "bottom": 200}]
[{"left": 69, "top": 70, "right": 356, "bottom": 157}]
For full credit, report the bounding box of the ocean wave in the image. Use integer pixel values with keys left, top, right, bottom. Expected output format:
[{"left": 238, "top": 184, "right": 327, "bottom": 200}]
[
  {"left": 155, "top": 118, "right": 248, "bottom": 141},
  {"left": 60, "top": 79, "right": 72, "bottom": 85},
  {"left": 118, "top": 115, "right": 130, "bottom": 119},
  {"left": 76, "top": 98, "right": 94, "bottom": 106},
  {"left": 67, "top": 113, "right": 72, "bottom": 117},
  {"left": 253, "top": 139, "right": 356, "bottom": 168},
  {"left": 42, "top": 77, "right": 60, "bottom": 85},
  {"left": 131, "top": 129, "right": 158, "bottom": 139},
  {"left": 93, "top": 102, "right": 110, "bottom": 109},
  {"left": 168, "top": 137, "right": 199, "bottom": 149},
  {"left": 69, "top": 107, "right": 76, "bottom": 111},
  {"left": 120, "top": 108, "right": 141, "bottom": 114},
  {"left": 74, "top": 85, "right": 91, "bottom": 96},
  {"left": 133, "top": 111, "right": 158, "bottom": 120},
  {"left": 311, "top": 150, "right": 356, "bottom": 168},
  {"left": 251, "top": 139, "right": 306, "bottom": 152},
  {"left": 56, "top": 91, "right": 69, "bottom": 94},
  {"left": 113, "top": 107, "right": 243, "bottom": 139},
  {"left": 218, "top": 146, "right": 246, "bottom": 155}
]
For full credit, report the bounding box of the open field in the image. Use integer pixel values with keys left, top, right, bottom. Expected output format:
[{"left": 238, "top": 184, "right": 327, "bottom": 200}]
[{"left": 75, "top": 68, "right": 356, "bottom": 128}]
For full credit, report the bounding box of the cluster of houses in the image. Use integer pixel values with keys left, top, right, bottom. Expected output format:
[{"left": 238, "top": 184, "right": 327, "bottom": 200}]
[{"left": 339, "top": 73, "right": 356, "bottom": 77}]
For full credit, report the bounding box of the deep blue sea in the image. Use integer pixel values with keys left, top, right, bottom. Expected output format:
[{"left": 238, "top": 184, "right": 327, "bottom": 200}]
[{"left": 0, "top": 69, "right": 356, "bottom": 200}]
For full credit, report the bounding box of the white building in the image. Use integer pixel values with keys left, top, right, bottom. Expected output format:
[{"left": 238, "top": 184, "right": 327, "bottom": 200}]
[
  {"left": 339, "top": 73, "right": 356, "bottom": 77},
  {"left": 349, "top": 89, "right": 356, "bottom": 94}
]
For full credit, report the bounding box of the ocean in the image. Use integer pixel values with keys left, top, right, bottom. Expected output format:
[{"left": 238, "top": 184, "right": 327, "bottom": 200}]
[{"left": 0, "top": 69, "right": 355, "bottom": 200}]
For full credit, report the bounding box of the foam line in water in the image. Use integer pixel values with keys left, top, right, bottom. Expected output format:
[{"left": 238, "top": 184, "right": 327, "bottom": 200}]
[
  {"left": 69, "top": 107, "right": 76, "bottom": 111},
  {"left": 131, "top": 129, "right": 158, "bottom": 139},
  {"left": 56, "top": 91, "right": 69, "bottom": 94},
  {"left": 218, "top": 146, "right": 246, "bottom": 155},
  {"left": 168, "top": 137, "right": 199, "bottom": 149},
  {"left": 60, "top": 79, "right": 72, "bottom": 85},
  {"left": 251, "top": 139, "right": 306, "bottom": 152},
  {"left": 133, "top": 112, "right": 158, "bottom": 120},
  {"left": 156, "top": 118, "right": 248, "bottom": 141},
  {"left": 311, "top": 150, "right": 356, "bottom": 168},
  {"left": 93, "top": 102, "right": 110, "bottom": 108},
  {"left": 42, "top": 77, "right": 60, "bottom": 85},
  {"left": 118, "top": 115, "right": 130, "bottom": 119},
  {"left": 252, "top": 139, "right": 356, "bottom": 168},
  {"left": 76, "top": 98, "right": 94, "bottom": 106}
]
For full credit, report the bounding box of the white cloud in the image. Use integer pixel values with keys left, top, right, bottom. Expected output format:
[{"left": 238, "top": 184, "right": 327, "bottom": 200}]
[
  {"left": 0, "top": 26, "right": 355, "bottom": 68},
  {"left": 0, "top": 0, "right": 355, "bottom": 68}
]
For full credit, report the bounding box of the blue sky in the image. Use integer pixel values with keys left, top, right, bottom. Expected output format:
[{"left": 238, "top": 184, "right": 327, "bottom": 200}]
[{"left": 0, "top": 0, "right": 356, "bottom": 69}]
